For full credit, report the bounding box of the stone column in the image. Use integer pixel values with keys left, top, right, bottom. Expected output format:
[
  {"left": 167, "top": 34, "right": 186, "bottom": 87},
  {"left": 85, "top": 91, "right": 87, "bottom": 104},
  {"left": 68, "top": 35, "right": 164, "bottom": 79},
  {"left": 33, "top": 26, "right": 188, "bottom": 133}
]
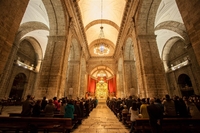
[
  {"left": 79, "top": 56, "right": 87, "bottom": 98},
  {"left": 176, "top": 0, "right": 200, "bottom": 65},
  {"left": 124, "top": 60, "right": 138, "bottom": 96},
  {"left": 0, "top": 0, "right": 29, "bottom": 76},
  {"left": 65, "top": 61, "right": 80, "bottom": 99},
  {"left": 117, "top": 57, "right": 125, "bottom": 98},
  {"left": 36, "top": 35, "right": 67, "bottom": 99},
  {"left": 0, "top": 43, "right": 19, "bottom": 98},
  {"left": 137, "top": 35, "right": 168, "bottom": 98}
]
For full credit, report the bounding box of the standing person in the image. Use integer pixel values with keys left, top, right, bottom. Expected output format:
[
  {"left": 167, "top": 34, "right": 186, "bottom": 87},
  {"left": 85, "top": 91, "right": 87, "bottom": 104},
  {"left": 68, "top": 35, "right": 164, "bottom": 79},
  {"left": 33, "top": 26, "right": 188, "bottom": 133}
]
[
  {"left": 32, "top": 100, "right": 42, "bottom": 117},
  {"left": 162, "top": 95, "right": 176, "bottom": 117},
  {"left": 60, "top": 99, "right": 67, "bottom": 115},
  {"left": 147, "top": 98, "right": 163, "bottom": 133},
  {"left": 41, "top": 97, "right": 47, "bottom": 111},
  {"left": 136, "top": 98, "right": 142, "bottom": 114},
  {"left": 53, "top": 97, "right": 59, "bottom": 111},
  {"left": 126, "top": 96, "right": 133, "bottom": 111},
  {"left": 140, "top": 98, "right": 149, "bottom": 118},
  {"left": 93, "top": 97, "right": 98, "bottom": 108},
  {"left": 79, "top": 101, "right": 84, "bottom": 118},
  {"left": 55, "top": 99, "right": 61, "bottom": 114},
  {"left": 129, "top": 102, "right": 139, "bottom": 133},
  {"left": 84, "top": 100, "right": 90, "bottom": 117},
  {"left": 64, "top": 100, "right": 75, "bottom": 119},
  {"left": 21, "top": 95, "right": 34, "bottom": 117}
]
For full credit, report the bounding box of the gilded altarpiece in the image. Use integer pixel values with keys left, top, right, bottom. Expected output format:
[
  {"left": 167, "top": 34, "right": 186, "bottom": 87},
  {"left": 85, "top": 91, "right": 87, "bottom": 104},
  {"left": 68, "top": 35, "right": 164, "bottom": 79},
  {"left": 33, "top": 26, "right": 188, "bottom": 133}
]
[{"left": 95, "top": 82, "right": 108, "bottom": 99}]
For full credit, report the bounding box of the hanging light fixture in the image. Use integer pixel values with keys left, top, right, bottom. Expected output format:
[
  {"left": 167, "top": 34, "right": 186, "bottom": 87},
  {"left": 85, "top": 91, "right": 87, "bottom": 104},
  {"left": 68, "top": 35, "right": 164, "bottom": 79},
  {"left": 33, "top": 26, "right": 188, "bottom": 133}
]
[{"left": 93, "top": 0, "right": 110, "bottom": 56}]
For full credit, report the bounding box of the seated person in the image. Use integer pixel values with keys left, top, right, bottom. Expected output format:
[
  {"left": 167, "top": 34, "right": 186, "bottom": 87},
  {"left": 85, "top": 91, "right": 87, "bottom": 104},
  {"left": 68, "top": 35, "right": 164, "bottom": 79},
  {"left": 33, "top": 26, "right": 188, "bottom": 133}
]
[{"left": 44, "top": 99, "right": 56, "bottom": 117}]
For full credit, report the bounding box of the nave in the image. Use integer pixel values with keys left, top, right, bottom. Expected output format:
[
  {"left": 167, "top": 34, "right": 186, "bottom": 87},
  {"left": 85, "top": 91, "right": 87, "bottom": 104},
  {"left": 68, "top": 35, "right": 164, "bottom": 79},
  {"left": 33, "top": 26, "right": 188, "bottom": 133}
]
[{"left": 1, "top": 102, "right": 129, "bottom": 133}]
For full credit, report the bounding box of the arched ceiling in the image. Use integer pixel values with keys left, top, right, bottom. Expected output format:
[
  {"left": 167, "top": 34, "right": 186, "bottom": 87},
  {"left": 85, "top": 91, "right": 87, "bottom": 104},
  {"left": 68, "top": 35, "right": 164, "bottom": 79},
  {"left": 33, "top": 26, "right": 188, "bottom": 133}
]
[
  {"left": 19, "top": 0, "right": 49, "bottom": 59},
  {"left": 155, "top": 0, "right": 185, "bottom": 57},
  {"left": 18, "top": 0, "right": 187, "bottom": 78},
  {"left": 78, "top": 0, "right": 126, "bottom": 57},
  {"left": 90, "top": 65, "right": 114, "bottom": 79}
]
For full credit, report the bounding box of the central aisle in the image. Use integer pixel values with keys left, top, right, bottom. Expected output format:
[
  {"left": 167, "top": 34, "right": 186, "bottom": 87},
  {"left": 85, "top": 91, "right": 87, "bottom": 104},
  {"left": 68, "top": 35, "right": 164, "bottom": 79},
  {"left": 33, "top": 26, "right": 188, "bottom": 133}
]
[{"left": 72, "top": 103, "right": 129, "bottom": 133}]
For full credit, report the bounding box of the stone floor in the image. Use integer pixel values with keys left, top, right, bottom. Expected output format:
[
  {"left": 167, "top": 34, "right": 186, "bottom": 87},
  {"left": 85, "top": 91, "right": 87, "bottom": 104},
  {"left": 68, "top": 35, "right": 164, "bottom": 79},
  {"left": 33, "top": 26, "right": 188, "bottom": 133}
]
[{"left": 0, "top": 103, "right": 130, "bottom": 133}]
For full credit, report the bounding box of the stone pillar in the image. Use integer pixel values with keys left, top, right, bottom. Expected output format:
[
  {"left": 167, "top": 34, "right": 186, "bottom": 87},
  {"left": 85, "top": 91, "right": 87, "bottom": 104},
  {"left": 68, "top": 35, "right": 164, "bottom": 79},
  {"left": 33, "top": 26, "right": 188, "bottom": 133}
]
[
  {"left": 36, "top": 35, "right": 67, "bottom": 99},
  {"left": 0, "top": 0, "right": 29, "bottom": 76},
  {"left": 65, "top": 61, "right": 80, "bottom": 99},
  {"left": 116, "top": 72, "right": 122, "bottom": 98},
  {"left": 176, "top": 0, "right": 200, "bottom": 65},
  {"left": 124, "top": 60, "right": 138, "bottom": 96},
  {"left": 137, "top": 35, "right": 167, "bottom": 98},
  {"left": 0, "top": 43, "right": 18, "bottom": 98},
  {"left": 79, "top": 57, "right": 87, "bottom": 98}
]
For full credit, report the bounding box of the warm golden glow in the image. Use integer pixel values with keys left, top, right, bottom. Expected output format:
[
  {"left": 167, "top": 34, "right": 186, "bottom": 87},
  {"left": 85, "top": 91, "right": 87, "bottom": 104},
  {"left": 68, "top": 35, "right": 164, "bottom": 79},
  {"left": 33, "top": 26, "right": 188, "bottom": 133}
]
[
  {"left": 95, "top": 82, "right": 108, "bottom": 99},
  {"left": 78, "top": 0, "right": 126, "bottom": 57},
  {"left": 94, "top": 44, "right": 110, "bottom": 55}
]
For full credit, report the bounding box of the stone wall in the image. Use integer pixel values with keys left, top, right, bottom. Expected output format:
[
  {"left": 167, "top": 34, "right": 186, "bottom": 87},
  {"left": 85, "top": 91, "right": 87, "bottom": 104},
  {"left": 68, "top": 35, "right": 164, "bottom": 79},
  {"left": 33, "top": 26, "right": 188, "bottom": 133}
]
[
  {"left": 0, "top": 0, "right": 29, "bottom": 76},
  {"left": 176, "top": 0, "right": 200, "bottom": 65}
]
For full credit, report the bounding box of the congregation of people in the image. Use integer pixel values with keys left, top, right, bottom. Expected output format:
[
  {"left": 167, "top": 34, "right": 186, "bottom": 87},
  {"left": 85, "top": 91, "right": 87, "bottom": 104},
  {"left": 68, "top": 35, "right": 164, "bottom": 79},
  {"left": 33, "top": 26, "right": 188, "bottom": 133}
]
[
  {"left": 20, "top": 95, "right": 98, "bottom": 119},
  {"left": 107, "top": 94, "right": 200, "bottom": 133}
]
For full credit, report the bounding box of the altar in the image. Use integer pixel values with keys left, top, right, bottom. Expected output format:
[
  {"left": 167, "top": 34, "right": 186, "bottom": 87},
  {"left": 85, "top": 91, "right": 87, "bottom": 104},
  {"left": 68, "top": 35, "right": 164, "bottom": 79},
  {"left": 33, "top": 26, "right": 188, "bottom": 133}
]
[{"left": 95, "top": 82, "right": 108, "bottom": 100}]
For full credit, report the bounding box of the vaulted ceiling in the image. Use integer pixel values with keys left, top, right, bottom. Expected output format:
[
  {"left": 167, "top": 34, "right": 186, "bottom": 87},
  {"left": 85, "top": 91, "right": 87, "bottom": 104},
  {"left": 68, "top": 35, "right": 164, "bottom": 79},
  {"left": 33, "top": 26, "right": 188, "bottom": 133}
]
[
  {"left": 19, "top": 0, "right": 185, "bottom": 62},
  {"left": 78, "top": 0, "right": 126, "bottom": 57}
]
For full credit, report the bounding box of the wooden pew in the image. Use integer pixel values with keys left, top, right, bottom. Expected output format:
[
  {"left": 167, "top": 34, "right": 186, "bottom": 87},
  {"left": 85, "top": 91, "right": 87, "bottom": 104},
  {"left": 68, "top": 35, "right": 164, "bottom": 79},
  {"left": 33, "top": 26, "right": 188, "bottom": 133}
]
[
  {"left": 125, "top": 113, "right": 132, "bottom": 127},
  {"left": 0, "top": 116, "right": 74, "bottom": 133},
  {"left": 134, "top": 118, "right": 200, "bottom": 133},
  {"left": 121, "top": 112, "right": 129, "bottom": 124},
  {"left": 9, "top": 112, "right": 21, "bottom": 117},
  {"left": 10, "top": 112, "right": 84, "bottom": 125}
]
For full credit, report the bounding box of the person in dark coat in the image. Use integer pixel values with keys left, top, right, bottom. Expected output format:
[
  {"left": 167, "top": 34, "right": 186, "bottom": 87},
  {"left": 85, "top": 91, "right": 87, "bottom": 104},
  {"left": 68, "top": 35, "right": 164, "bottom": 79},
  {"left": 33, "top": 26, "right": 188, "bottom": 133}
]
[
  {"left": 84, "top": 100, "right": 90, "bottom": 117},
  {"left": 147, "top": 98, "right": 163, "bottom": 133},
  {"left": 41, "top": 96, "right": 47, "bottom": 111},
  {"left": 32, "top": 100, "right": 41, "bottom": 117},
  {"left": 21, "top": 95, "right": 34, "bottom": 117}
]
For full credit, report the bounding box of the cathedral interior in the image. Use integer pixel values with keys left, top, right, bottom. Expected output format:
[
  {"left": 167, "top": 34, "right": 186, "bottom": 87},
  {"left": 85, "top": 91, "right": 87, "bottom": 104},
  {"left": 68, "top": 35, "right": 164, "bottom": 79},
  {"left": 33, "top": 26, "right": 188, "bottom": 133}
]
[{"left": 0, "top": 0, "right": 200, "bottom": 101}]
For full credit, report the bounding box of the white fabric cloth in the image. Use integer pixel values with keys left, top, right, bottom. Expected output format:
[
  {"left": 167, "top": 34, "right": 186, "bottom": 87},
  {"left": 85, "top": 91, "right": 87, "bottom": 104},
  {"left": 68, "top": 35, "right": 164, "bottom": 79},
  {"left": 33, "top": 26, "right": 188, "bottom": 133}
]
[{"left": 129, "top": 107, "right": 139, "bottom": 121}]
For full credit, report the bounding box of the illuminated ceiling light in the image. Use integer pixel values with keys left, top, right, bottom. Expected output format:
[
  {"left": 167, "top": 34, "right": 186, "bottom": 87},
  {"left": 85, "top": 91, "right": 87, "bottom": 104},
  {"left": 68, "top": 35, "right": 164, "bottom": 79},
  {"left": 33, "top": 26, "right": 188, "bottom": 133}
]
[{"left": 93, "top": 0, "right": 110, "bottom": 56}]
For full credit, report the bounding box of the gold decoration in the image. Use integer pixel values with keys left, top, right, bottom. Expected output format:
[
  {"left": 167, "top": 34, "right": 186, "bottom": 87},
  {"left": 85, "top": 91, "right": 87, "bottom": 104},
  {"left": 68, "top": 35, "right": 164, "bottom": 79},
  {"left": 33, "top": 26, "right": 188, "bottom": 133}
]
[{"left": 95, "top": 82, "right": 108, "bottom": 99}]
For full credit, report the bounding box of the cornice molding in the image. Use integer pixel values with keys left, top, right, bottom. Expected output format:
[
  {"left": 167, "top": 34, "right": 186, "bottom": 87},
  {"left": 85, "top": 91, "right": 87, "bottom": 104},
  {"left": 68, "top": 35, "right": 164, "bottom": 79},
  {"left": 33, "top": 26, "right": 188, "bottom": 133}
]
[
  {"left": 114, "top": 0, "right": 139, "bottom": 60},
  {"left": 64, "top": 0, "right": 91, "bottom": 60}
]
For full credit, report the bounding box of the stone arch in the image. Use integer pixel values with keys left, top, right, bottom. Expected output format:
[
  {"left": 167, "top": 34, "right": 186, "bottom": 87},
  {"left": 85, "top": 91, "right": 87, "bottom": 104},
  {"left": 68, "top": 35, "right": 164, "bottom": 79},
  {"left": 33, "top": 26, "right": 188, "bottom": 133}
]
[
  {"left": 9, "top": 73, "right": 27, "bottom": 101},
  {"left": 17, "top": 39, "right": 37, "bottom": 68},
  {"left": 42, "top": 0, "right": 66, "bottom": 35},
  {"left": 20, "top": 37, "right": 43, "bottom": 72},
  {"left": 162, "top": 36, "right": 187, "bottom": 71},
  {"left": 178, "top": 74, "right": 194, "bottom": 97},
  {"left": 136, "top": 0, "right": 161, "bottom": 35},
  {"left": 155, "top": 21, "right": 189, "bottom": 44},
  {"left": 90, "top": 65, "right": 114, "bottom": 79},
  {"left": 89, "top": 65, "right": 115, "bottom": 99},
  {"left": 34, "top": 0, "right": 68, "bottom": 98},
  {"left": 15, "top": 22, "right": 49, "bottom": 45},
  {"left": 85, "top": 19, "right": 120, "bottom": 31}
]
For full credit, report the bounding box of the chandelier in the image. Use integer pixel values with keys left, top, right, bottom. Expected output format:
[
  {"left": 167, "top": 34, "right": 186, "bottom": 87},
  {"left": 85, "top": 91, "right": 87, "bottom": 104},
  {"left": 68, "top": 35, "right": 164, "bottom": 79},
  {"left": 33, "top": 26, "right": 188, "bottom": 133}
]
[{"left": 93, "top": 0, "right": 110, "bottom": 56}]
